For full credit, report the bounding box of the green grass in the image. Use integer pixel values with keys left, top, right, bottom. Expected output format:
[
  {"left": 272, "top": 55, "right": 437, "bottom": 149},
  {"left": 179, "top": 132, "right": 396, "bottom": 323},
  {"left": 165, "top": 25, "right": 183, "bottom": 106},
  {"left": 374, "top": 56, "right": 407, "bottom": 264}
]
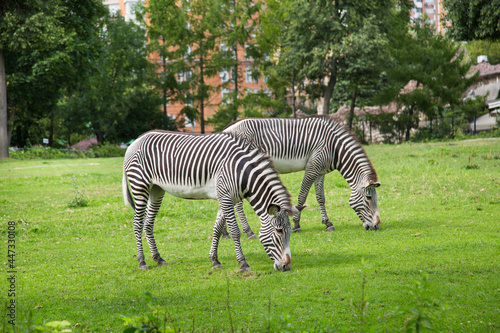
[{"left": 0, "top": 139, "right": 499, "bottom": 332}]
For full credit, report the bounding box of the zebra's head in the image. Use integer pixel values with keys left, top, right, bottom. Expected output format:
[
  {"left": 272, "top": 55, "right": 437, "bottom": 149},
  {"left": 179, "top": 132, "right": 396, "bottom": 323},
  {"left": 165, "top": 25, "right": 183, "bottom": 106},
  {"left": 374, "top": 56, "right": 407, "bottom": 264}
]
[
  {"left": 259, "top": 204, "right": 294, "bottom": 271},
  {"left": 349, "top": 180, "right": 381, "bottom": 230}
]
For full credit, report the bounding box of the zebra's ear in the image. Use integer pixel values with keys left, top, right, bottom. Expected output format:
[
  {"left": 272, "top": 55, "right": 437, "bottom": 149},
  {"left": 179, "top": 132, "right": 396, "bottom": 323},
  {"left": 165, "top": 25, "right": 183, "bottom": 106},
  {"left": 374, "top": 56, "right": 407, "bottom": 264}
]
[
  {"left": 267, "top": 204, "right": 281, "bottom": 217},
  {"left": 365, "top": 180, "right": 381, "bottom": 189},
  {"left": 290, "top": 205, "right": 307, "bottom": 216}
]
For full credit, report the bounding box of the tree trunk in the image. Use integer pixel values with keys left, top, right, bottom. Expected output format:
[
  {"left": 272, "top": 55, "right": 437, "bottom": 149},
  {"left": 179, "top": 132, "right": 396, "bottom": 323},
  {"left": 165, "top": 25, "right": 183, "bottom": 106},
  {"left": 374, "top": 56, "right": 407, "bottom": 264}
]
[
  {"left": 95, "top": 130, "right": 104, "bottom": 144},
  {"left": 49, "top": 112, "right": 54, "bottom": 147},
  {"left": 232, "top": 42, "right": 239, "bottom": 121},
  {"left": 348, "top": 88, "right": 357, "bottom": 130},
  {"left": 199, "top": 52, "right": 205, "bottom": 134},
  {"left": 0, "top": 49, "right": 9, "bottom": 158},
  {"left": 405, "top": 103, "right": 415, "bottom": 141},
  {"left": 162, "top": 38, "right": 167, "bottom": 118},
  {"left": 322, "top": 65, "right": 337, "bottom": 115},
  {"left": 291, "top": 72, "right": 296, "bottom": 118}
]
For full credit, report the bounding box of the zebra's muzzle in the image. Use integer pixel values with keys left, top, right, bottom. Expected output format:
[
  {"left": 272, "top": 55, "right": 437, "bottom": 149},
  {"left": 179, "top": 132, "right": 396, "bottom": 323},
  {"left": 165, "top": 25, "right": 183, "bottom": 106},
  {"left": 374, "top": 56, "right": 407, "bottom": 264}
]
[
  {"left": 364, "top": 214, "right": 381, "bottom": 230},
  {"left": 274, "top": 253, "right": 291, "bottom": 271}
]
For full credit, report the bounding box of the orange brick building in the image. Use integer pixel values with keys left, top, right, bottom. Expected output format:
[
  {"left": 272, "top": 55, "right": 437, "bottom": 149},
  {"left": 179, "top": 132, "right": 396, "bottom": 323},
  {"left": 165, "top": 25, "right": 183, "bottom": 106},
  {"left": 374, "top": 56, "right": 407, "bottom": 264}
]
[{"left": 103, "top": 0, "right": 268, "bottom": 133}]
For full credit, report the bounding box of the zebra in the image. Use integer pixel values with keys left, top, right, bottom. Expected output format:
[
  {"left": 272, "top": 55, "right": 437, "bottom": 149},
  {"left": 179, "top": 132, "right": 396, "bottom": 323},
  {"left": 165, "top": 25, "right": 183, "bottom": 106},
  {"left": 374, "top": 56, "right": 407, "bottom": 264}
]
[
  {"left": 122, "top": 130, "right": 298, "bottom": 272},
  {"left": 222, "top": 115, "right": 381, "bottom": 235}
]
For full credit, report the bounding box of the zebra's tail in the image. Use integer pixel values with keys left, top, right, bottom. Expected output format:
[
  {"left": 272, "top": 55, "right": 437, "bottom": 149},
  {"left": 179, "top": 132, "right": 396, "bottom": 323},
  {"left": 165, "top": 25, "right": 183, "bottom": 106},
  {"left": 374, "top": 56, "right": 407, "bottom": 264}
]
[{"left": 122, "top": 172, "right": 135, "bottom": 211}]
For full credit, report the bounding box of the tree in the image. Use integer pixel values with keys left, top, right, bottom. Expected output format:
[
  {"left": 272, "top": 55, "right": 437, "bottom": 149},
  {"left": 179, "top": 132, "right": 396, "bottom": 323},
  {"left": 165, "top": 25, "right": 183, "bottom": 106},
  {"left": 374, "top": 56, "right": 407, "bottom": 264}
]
[
  {"left": 375, "top": 19, "right": 477, "bottom": 141},
  {"left": 60, "top": 14, "right": 168, "bottom": 144},
  {"left": 0, "top": 0, "right": 107, "bottom": 156},
  {"left": 142, "top": 0, "right": 240, "bottom": 134},
  {"left": 276, "top": 0, "right": 408, "bottom": 115},
  {"left": 443, "top": 0, "right": 500, "bottom": 41},
  {"left": 463, "top": 40, "right": 500, "bottom": 65},
  {"left": 208, "top": 0, "right": 264, "bottom": 130},
  {"left": 334, "top": 16, "right": 390, "bottom": 130}
]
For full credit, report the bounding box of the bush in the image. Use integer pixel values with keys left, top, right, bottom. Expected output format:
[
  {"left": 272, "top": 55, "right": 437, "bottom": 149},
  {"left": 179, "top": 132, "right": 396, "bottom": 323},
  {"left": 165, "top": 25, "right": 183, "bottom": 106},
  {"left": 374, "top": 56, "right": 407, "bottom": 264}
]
[{"left": 9, "top": 144, "right": 126, "bottom": 160}]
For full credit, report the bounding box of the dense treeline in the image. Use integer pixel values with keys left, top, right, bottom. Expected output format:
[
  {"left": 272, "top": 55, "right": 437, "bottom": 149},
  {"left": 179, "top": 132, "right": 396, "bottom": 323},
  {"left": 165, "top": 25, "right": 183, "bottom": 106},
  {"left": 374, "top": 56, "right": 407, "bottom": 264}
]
[{"left": 1, "top": 0, "right": 498, "bottom": 158}]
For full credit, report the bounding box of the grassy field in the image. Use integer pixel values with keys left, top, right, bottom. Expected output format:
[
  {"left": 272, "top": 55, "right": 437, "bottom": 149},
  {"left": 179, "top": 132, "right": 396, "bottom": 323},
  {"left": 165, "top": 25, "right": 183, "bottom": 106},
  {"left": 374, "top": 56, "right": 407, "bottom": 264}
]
[{"left": 0, "top": 138, "right": 499, "bottom": 332}]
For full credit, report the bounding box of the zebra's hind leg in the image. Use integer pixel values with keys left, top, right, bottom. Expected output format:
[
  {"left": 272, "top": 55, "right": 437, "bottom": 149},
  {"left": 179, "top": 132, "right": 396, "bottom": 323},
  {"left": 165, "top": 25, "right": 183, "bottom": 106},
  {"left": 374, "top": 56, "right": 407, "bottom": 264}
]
[
  {"left": 144, "top": 185, "right": 168, "bottom": 267},
  {"left": 131, "top": 189, "right": 149, "bottom": 270},
  {"left": 314, "top": 175, "right": 335, "bottom": 231},
  {"left": 209, "top": 209, "right": 226, "bottom": 269},
  {"left": 221, "top": 223, "right": 231, "bottom": 239},
  {"left": 293, "top": 156, "right": 324, "bottom": 232},
  {"left": 235, "top": 201, "right": 257, "bottom": 239}
]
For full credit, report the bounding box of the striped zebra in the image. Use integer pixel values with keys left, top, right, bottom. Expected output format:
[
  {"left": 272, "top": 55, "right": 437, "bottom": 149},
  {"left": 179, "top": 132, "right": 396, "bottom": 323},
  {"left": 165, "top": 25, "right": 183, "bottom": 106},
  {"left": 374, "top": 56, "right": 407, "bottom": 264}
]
[
  {"left": 122, "top": 130, "right": 297, "bottom": 272},
  {"left": 223, "top": 116, "right": 381, "bottom": 235}
]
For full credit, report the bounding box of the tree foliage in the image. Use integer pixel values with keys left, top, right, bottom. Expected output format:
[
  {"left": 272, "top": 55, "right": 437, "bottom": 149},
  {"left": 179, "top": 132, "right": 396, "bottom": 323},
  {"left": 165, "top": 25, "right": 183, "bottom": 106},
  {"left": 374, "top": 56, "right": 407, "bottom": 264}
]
[
  {"left": 373, "top": 19, "right": 477, "bottom": 141},
  {"left": 463, "top": 40, "right": 500, "bottom": 65},
  {"left": 0, "top": 0, "right": 107, "bottom": 154},
  {"left": 59, "top": 14, "right": 170, "bottom": 144},
  {"left": 443, "top": 0, "right": 500, "bottom": 41}
]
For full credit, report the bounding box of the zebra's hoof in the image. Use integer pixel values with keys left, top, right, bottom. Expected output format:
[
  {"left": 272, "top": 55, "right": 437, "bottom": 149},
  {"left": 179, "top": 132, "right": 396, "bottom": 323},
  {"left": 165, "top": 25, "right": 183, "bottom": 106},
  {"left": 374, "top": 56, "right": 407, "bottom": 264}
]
[
  {"left": 239, "top": 266, "right": 251, "bottom": 273},
  {"left": 325, "top": 225, "right": 336, "bottom": 232},
  {"left": 212, "top": 263, "right": 223, "bottom": 269},
  {"left": 139, "top": 264, "right": 148, "bottom": 271},
  {"left": 247, "top": 232, "right": 257, "bottom": 239},
  {"left": 293, "top": 227, "right": 302, "bottom": 233},
  {"left": 157, "top": 260, "right": 168, "bottom": 267}
]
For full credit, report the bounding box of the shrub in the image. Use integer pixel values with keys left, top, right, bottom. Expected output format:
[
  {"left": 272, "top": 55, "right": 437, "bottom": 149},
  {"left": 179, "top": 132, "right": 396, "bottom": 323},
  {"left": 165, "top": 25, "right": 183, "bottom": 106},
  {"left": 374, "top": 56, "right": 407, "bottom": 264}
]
[{"left": 9, "top": 144, "right": 126, "bottom": 160}]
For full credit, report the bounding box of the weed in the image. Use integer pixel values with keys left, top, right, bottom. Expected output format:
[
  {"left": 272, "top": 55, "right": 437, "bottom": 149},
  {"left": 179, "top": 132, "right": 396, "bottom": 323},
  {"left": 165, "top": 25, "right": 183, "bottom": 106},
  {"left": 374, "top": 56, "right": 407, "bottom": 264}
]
[
  {"left": 121, "top": 293, "right": 177, "bottom": 333},
  {"left": 264, "top": 298, "right": 295, "bottom": 333},
  {"left": 350, "top": 259, "right": 371, "bottom": 332},
  {"left": 67, "top": 176, "right": 89, "bottom": 208},
  {"left": 393, "top": 271, "right": 447, "bottom": 333},
  {"left": 465, "top": 156, "right": 479, "bottom": 169}
]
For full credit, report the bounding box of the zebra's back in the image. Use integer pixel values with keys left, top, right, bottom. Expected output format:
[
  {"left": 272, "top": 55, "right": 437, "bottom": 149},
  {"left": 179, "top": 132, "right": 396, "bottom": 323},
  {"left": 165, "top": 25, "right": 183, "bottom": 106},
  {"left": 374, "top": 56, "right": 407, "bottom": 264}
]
[
  {"left": 224, "top": 117, "right": 338, "bottom": 173},
  {"left": 124, "top": 131, "right": 237, "bottom": 200}
]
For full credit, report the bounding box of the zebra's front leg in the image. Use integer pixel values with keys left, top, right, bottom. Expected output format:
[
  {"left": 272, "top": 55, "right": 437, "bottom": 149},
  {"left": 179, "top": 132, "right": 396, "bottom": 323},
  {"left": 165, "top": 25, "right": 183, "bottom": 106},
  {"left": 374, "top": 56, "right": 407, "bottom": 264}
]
[
  {"left": 314, "top": 175, "right": 335, "bottom": 231},
  {"left": 220, "top": 202, "right": 251, "bottom": 272},
  {"left": 144, "top": 185, "right": 168, "bottom": 267},
  {"left": 293, "top": 172, "right": 317, "bottom": 232},
  {"left": 236, "top": 201, "right": 257, "bottom": 239}
]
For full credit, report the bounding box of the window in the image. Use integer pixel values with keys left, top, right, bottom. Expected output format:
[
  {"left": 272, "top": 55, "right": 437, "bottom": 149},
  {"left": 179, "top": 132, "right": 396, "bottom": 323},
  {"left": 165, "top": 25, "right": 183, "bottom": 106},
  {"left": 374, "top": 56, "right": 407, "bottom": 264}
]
[
  {"left": 124, "top": 0, "right": 140, "bottom": 22},
  {"left": 246, "top": 66, "right": 258, "bottom": 84},
  {"left": 245, "top": 44, "right": 251, "bottom": 60},
  {"left": 185, "top": 116, "right": 195, "bottom": 128},
  {"left": 220, "top": 69, "right": 229, "bottom": 83},
  {"left": 221, "top": 88, "right": 230, "bottom": 105},
  {"left": 178, "top": 71, "right": 192, "bottom": 83},
  {"left": 425, "top": 8, "right": 434, "bottom": 14},
  {"left": 184, "top": 45, "right": 192, "bottom": 59},
  {"left": 231, "top": 67, "right": 237, "bottom": 82},
  {"left": 220, "top": 42, "right": 227, "bottom": 52},
  {"left": 107, "top": 4, "right": 120, "bottom": 15}
]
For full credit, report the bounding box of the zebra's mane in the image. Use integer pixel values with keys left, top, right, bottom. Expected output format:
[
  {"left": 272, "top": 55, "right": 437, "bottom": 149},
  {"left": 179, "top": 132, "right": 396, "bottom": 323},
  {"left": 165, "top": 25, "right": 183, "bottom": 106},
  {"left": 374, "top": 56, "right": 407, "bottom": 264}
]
[
  {"left": 311, "top": 115, "right": 378, "bottom": 182},
  {"left": 292, "top": 115, "right": 378, "bottom": 181},
  {"left": 226, "top": 132, "right": 292, "bottom": 209}
]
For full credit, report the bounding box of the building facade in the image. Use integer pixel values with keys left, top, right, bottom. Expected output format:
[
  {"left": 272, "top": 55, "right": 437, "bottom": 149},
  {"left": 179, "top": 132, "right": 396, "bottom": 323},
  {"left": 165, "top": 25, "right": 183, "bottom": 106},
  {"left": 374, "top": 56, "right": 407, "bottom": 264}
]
[
  {"left": 103, "top": 0, "right": 269, "bottom": 134},
  {"left": 410, "top": 0, "right": 451, "bottom": 35}
]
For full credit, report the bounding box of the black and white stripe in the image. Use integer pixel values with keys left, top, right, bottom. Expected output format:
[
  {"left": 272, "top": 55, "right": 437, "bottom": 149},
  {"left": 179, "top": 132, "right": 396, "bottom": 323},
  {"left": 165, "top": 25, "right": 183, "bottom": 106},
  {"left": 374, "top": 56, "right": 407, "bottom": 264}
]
[
  {"left": 223, "top": 115, "right": 381, "bottom": 233},
  {"left": 122, "top": 130, "right": 293, "bottom": 272}
]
